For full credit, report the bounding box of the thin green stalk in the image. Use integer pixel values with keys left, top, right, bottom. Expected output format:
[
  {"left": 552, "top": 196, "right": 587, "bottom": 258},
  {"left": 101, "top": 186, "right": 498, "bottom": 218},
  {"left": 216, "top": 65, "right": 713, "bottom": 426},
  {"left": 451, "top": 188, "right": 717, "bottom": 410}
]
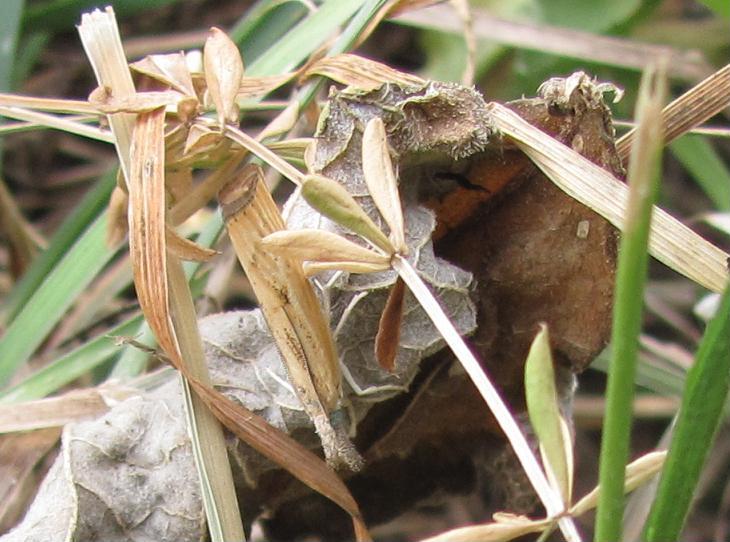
[
  {"left": 392, "top": 255, "right": 581, "bottom": 542},
  {"left": 643, "top": 285, "right": 730, "bottom": 541},
  {"left": 595, "top": 63, "right": 667, "bottom": 542}
]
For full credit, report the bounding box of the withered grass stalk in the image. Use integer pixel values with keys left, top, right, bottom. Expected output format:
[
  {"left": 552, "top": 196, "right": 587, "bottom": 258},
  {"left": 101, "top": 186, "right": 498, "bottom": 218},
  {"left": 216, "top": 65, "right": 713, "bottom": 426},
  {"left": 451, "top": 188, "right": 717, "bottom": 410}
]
[{"left": 220, "top": 164, "right": 363, "bottom": 471}]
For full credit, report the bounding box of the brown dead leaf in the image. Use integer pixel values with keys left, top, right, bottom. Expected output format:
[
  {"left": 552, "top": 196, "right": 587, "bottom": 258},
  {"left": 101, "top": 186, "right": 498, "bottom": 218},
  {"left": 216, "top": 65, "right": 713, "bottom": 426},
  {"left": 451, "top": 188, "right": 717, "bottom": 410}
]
[{"left": 375, "top": 276, "right": 406, "bottom": 372}]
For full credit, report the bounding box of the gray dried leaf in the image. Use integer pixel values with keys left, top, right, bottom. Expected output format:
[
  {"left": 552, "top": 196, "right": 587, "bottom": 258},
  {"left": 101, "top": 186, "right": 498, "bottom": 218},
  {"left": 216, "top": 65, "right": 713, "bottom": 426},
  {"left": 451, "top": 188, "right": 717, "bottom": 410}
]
[
  {"left": 1, "top": 385, "right": 204, "bottom": 542},
  {"left": 200, "top": 310, "right": 311, "bottom": 435}
]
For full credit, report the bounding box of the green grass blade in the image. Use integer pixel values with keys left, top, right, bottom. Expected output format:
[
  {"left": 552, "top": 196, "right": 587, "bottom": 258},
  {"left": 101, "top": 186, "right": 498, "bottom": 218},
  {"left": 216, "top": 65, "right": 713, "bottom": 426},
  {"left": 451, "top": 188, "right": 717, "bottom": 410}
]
[
  {"left": 246, "top": 0, "right": 365, "bottom": 76},
  {"left": 525, "top": 325, "right": 573, "bottom": 502},
  {"left": 110, "top": 212, "right": 221, "bottom": 378},
  {"left": 23, "top": 0, "right": 182, "bottom": 33},
  {"left": 0, "top": 213, "right": 119, "bottom": 387},
  {"left": 293, "top": 0, "right": 389, "bottom": 113},
  {"left": 230, "top": 0, "right": 307, "bottom": 62},
  {"left": 0, "top": 313, "right": 143, "bottom": 403},
  {"left": 696, "top": 0, "right": 730, "bottom": 17},
  {"left": 642, "top": 285, "right": 730, "bottom": 541},
  {"left": 12, "top": 30, "right": 50, "bottom": 88},
  {"left": 1, "top": 169, "right": 116, "bottom": 323},
  {"left": 595, "top": 64, "right": 666, "bottom": 542},
  {"left": 670, "top": 135, "right": 730, "bottom": 211},
  {"left": 0, "top": 0, "right": 23, "bottom": 92}
]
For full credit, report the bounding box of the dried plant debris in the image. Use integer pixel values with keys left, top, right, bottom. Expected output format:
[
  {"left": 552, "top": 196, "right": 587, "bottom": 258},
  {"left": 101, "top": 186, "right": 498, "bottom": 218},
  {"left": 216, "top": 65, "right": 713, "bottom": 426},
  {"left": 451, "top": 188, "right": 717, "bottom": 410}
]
[
  {"left": 249, "top": 78, "right": 621, "bottom": 539},
  {"left": 1, "top": 384, "right": 205, "bottom": 542},
  {"left": 5, "top": 75, "right": 627, "bottom": 541}
]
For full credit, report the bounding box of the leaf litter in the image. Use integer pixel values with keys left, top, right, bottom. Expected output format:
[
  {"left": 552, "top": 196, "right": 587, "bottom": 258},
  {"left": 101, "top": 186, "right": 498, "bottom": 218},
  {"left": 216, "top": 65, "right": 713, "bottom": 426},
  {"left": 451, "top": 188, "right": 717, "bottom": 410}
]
[{"left": 2, "top": 10, "right": 730, "bottom": 541}]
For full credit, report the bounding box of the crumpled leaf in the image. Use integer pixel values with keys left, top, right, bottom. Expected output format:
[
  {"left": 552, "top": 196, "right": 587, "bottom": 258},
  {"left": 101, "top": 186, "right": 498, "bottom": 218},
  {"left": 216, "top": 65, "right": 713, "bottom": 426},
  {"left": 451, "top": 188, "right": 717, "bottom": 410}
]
[
  {"left": 1, "top": 385, "right": 203, "bottom": 542},
  {"left": 2, "top": 309, "right": 369, "bottom": 542},
  {"left": 201, "top": 311, "right": 308, "bottom": 430},
  {"left": 285, "top": 192, "right": 475, "bottom": 405}
]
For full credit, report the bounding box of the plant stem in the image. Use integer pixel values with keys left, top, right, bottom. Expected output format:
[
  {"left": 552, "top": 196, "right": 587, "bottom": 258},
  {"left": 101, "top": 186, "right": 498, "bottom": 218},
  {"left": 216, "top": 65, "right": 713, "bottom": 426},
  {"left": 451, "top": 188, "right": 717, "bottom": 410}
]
[
  {"left": 594, "top": 63, "right": 666, "bottom": 542},
  {"left": 392, "top": 254, "right": 581, "bottom": 542}
]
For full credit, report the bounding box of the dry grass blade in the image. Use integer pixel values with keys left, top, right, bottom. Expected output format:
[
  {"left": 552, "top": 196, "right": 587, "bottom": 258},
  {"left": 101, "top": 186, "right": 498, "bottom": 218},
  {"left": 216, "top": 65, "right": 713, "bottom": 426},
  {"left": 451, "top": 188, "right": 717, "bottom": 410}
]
[
  {"left": 617, "top": 63, "right": 730, "bottom": 161},
  {"left": 394, "top": 4, "right": 711, "bottom": 80},
  {"left": 0, "top": 387, "right": 134, "bottom": 432},
  {"left": 165, "top": 258, "right": 245, "bottom": 542},
  {"left": 77, "top": 7, "right": 137, "bottom": 183},
  {"left": 304, "top": 53, "right": 424, "bottom": 90},
  {"left": 0, "top": 93, "right": 101, "bottom": 113},
  {"left": 362, "top": 117, "right": 407, "bottom": 252},
  {"left": 89, "top": 89, "right": 186, "bottom": 114},
  {"left": 128, "top": 107, "right": 180, "bottom": 362},
  {"left": 387, "top": 0, "right": 459, "bottom": 17},
  {"left": 165, "top": 225, "right": 219, "bottom": 262},
  {"left": 570, "top": 451, "right": 667, "bottom": 517},
  {"left": 169, "top": 151, "right": 248, "bottom": 225},
  {"left": 238, "top": 73, "right": 296, "bottom": 99},
  {"left": 0, "top": 106, "right": 113, "bottom": 143},
  {"left": 258, "top": 101, "right": 300, "bottom": 139},
  {"left": 130, "top": 108, "right": 245, "bottom": 542},
  {"left": 188, "top": 380, "right": 371, "bottom": 541},
  {"left": 450, "top": 0, "right": 476, "bottom": 86},
  {"left": 0, "top": 114, "right": 96, "bottom": 136},
  {"left": 220, "top": 165, "right": 362, "bottom": 471},
  {"left": 419, "top": 514, "right": 552, "bottom": 542},
  {"left": 223, "top": 123, "right": 305, "bottom": 184},
  {"left": 488, "top": 103, "right": 729, "bottom": 293}
]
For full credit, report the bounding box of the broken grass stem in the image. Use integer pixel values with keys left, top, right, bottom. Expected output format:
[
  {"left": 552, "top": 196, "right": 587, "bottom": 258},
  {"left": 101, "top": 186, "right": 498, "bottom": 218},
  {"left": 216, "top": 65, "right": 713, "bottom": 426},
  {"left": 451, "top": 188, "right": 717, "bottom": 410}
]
[{"left": 391, "top": 254, "right": 582, "bottom": 542}]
